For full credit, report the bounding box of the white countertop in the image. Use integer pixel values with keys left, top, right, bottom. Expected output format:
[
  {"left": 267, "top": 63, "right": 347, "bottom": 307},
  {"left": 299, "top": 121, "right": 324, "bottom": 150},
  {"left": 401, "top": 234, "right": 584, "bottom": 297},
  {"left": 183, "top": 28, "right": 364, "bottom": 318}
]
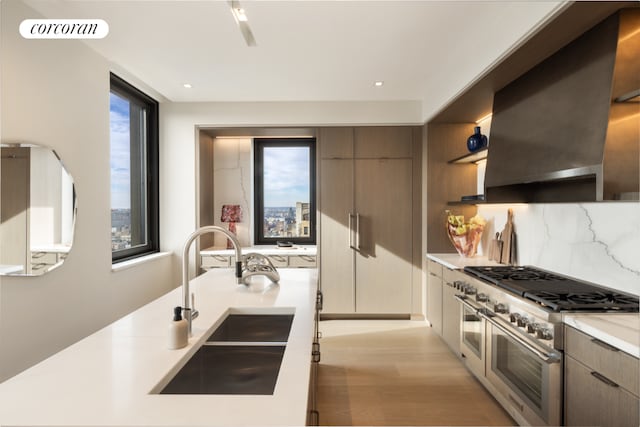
[
  {"left": 427, "top": 253, "right": 502, "bottom": 270},
  {"left": 0, "top": 264, "right": 24, "bottom": 274},
  {"left": 31, "top": 244, "right": 72, "bottom": 253},
  {"left": 202, "top": 245, "right": 316, "bottom": 257},
  {"left": 564, "top": 313, "right": 640, "bottom": 358},
  {"left": 0, "top": 268, "right": 318, "bottom": 426}
]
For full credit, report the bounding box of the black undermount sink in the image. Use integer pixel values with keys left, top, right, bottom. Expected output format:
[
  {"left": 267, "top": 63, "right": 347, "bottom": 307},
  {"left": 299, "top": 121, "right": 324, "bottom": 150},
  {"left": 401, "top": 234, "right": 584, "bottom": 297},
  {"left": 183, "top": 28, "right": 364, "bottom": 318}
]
[
  {"left": 206, "top": 313, "right": 294, "bottom": 343},
  {"left": 158, "top": 311, "right": 294, "bottom": 395},
  {"left": 160, "top": 345, "right": 285, "bottom": 395}
]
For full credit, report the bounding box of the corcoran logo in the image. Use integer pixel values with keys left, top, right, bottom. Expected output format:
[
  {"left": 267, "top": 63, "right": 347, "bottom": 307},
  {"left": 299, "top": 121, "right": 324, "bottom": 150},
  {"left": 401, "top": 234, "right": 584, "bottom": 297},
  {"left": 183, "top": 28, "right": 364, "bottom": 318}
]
[{"left": 19, "top": 19, "right": 109, "bottom": 39}]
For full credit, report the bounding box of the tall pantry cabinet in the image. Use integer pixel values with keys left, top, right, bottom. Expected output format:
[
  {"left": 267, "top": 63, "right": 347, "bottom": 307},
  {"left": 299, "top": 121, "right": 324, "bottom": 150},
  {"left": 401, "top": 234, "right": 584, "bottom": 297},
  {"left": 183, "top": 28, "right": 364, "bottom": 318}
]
[{"left": 319, "top": 127, "right": 415, "bottom": 314}]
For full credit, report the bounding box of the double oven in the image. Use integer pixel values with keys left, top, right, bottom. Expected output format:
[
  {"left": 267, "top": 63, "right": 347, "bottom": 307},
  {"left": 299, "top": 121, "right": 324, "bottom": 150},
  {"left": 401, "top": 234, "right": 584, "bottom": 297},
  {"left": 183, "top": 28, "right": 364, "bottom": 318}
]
[{"left": 454, "top": 266, "right": 639, "bottom": 426}]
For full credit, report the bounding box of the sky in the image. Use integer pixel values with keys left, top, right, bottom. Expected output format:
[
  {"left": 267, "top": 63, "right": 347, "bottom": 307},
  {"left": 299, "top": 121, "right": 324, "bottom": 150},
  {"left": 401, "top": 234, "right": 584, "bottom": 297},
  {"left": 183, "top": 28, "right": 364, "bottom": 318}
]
[
  {"left": 110, "top": 92, "right": 130, "bottom": 210},
  {"left": 263, "top": 146, "right": 310, "bottom": 207}
]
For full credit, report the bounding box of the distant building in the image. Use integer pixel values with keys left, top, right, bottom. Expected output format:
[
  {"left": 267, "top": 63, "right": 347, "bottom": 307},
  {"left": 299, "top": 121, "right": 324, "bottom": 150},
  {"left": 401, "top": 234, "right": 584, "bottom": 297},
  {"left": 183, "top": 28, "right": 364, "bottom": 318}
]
[{"left": 296, "top": 202, "right": 310, "bottom": 237}]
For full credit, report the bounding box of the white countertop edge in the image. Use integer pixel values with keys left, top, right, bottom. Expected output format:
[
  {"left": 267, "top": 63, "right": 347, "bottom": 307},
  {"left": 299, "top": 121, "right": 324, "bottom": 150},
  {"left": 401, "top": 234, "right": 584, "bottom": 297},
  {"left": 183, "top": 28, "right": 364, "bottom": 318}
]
[
  {"left": 563, "top": 313, "right": 640, "bottom": 358},
  {"left": 202, "top": 245, "right": 317, "bottom": 256},
  {"left": 112, "top": 251, "right": 172, "bottom": 272},
  {"left": 427, "top": 253, "right": 501, "bottom": 270}
]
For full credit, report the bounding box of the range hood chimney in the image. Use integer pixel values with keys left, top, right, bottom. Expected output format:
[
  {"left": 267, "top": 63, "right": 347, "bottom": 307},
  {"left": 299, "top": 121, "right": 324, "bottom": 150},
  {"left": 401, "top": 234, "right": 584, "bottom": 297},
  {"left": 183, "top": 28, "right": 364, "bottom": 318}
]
[{"left": 484, "top": 8, "right": 639, "bottom": 203}]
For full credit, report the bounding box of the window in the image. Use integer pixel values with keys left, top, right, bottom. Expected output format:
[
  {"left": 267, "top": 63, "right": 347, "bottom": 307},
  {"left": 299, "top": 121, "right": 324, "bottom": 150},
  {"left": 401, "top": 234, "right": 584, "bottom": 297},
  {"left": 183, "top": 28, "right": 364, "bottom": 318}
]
[
  {"left": 254, "top": 138, "right": 316, "bottom": 245},
  {"left": 109, "top": 73, "right": 159, "bottom": 262}
]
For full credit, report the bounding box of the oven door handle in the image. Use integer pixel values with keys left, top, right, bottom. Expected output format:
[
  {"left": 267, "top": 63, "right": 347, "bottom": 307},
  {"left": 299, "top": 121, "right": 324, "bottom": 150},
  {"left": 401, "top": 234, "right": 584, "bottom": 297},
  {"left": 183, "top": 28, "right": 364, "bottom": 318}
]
[
  {"left": 454, "top": 294, "right": 483, "bottom": 311},
  {"left": 479, "top": 311, "right": 561, "bottom": 364}
]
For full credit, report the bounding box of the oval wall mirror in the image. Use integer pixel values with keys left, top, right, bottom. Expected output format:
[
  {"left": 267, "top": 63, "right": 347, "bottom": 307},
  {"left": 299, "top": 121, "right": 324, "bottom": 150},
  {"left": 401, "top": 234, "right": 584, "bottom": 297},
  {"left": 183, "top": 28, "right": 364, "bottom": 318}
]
[{"left": 1, "top": 143, "right": 76, "bottom": 276}]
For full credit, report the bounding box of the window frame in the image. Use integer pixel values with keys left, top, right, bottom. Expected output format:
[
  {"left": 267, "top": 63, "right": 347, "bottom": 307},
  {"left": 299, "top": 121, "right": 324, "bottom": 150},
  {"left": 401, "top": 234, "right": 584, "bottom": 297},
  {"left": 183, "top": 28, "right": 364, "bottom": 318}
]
[
  {"left": 110, "top": 73, "right": 160, "bottom": 263},
  {"left": 253, "top": 138, "right": 316, "bottom": 245}
]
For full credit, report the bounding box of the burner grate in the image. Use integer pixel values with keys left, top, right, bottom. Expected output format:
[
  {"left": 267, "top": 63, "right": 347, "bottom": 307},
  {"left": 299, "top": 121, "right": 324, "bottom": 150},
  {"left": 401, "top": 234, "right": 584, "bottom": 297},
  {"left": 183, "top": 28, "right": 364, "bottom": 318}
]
[
  {"left": 464, "top": 265, "right": 640, "bottom": 312},
  {"left": 526, "top": 291, "right": 640, "bottom": 312}
]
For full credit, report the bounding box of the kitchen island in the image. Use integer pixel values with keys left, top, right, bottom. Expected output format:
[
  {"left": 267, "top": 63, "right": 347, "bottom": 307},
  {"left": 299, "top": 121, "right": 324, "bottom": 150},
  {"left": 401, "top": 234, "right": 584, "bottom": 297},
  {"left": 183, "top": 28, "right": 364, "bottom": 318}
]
[{"left": 0, "top": 268, "right": 318, "bottom": 426}]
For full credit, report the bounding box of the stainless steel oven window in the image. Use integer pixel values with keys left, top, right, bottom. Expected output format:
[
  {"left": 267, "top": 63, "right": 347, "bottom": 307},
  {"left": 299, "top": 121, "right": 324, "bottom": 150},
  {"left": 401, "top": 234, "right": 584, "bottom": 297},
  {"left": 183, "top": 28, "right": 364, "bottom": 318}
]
[
  {"left": 462, "top": 305, "right": 482, "bottom": 358},
  {"left": 492, "top": 328, "right": 548, "bottom": 417}
]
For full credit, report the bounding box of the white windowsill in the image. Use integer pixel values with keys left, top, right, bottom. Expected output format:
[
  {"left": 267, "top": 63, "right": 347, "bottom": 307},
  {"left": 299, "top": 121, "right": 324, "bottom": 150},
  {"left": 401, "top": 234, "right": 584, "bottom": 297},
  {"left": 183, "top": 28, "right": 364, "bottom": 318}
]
[{"left": 111, "top": 251, "right": 172, "bottom": 273}]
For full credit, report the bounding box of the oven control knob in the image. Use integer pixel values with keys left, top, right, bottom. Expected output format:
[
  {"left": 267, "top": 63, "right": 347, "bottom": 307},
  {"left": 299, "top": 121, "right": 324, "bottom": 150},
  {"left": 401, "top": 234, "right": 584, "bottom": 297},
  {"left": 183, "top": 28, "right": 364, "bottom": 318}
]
[
  {"left": 509, "top": 313, "right": 521, "bottom": 323},
  {"left": 527, "top": 323, "right": 539, "bottom": 334},
  {"left": 476, "top": 293, "right": 488, "bottom": 302},
  {"left": 494, "top": 303, "right": 508, "bottom": 314},
  {"left": 536, "top": 328, "right": 553, "bottom": 340},
  {"left": 517, "top": 317, "right": 528, "bottom": 328},
  {"left": 454, "top": 281, "right": 463, "bottom": 290},
  {"left": 464, "top": 286, "right": 476, "bottom": 296}
]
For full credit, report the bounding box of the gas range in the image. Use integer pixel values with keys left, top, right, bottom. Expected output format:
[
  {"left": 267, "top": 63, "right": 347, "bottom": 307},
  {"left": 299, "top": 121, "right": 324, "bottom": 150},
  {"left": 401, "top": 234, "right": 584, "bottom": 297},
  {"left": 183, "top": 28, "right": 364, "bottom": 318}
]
[
  {"left": 453, "top": 265, "right": 638, "bottom": 426},
  {"left": 458, "top": 265, "right": 639, "bottom": 351},
  {"left": 464, "top": 265, "right": 640, "bottom": 312}
]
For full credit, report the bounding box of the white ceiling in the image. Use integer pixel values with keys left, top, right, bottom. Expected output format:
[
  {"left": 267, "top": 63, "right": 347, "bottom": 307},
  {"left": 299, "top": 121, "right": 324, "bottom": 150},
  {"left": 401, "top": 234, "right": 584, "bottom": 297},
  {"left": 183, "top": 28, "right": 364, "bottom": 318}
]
[{"left": 24, "top": 0, "right": 564, "bottom": 119}]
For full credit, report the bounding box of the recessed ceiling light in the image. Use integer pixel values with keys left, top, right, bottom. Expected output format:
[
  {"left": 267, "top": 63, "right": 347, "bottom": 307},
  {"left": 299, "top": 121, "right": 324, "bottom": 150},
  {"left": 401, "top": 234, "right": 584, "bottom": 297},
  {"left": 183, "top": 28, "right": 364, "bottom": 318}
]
[
  {"left": 374, "top": 81, "right": 384, "bottom": 87},
  {"left": 183, "top": 83, "right": 192, "bottom": 89}
]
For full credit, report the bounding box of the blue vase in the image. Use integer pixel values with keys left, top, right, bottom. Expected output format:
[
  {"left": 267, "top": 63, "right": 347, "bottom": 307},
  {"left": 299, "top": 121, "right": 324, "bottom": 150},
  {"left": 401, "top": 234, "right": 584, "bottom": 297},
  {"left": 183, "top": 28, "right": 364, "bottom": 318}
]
[{"left": 467, "top": 126, "right": 488, "bottom": 152}]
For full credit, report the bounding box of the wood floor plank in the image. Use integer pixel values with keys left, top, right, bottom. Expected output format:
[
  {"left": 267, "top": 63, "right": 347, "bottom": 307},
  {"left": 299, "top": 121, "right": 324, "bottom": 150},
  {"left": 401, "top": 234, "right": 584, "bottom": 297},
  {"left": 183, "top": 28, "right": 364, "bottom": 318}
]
[{"left": 316, "top": 320, "right": 515, "bottom": 426}]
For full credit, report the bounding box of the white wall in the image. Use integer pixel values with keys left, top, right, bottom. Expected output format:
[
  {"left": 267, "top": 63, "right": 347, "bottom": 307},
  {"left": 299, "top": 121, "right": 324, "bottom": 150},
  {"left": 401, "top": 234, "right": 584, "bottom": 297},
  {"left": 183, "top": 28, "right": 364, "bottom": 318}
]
[
  {"left": 476, "top": 203, "right": 640, "bottom": 296},
  {"left": 0, "top": 0, "right": 174, "bottom": 381},
  {"left": 212, "top": 138, "right": 252, "bottom": 248}
]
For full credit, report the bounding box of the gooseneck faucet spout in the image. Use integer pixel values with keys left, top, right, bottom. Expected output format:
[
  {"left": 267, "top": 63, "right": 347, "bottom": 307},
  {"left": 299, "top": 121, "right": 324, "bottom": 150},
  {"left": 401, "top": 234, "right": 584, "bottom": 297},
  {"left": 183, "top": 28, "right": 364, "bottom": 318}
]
[{"left": 181, "top": 226, "right": 243, "bottom": 335}]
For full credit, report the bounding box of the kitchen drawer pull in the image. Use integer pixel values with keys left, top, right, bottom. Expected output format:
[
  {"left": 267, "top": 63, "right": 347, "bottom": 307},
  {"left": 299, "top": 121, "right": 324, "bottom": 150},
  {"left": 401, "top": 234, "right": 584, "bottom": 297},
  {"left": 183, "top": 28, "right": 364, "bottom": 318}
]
[
  {"left": 271, "top": 255, "right": 286, "bottom": 262},
  {"left": 300, "top": 255, "right": 315, "bottom": 262},
  {"left": 590, "top": 371, "right": 619, "bottom": 388},
  {"left": 213, "top": 255, "right": 228, "bottom": 262},
  {"left": 590, "top": 337, "right": 620, "bottom": 352}
]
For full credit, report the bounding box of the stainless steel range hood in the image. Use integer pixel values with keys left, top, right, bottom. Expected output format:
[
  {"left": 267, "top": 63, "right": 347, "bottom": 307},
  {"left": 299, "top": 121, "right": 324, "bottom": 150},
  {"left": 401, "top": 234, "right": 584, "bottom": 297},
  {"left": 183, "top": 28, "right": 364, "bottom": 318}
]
[{"left": 484, "top": 8, "right": 639, "bottom": 203}]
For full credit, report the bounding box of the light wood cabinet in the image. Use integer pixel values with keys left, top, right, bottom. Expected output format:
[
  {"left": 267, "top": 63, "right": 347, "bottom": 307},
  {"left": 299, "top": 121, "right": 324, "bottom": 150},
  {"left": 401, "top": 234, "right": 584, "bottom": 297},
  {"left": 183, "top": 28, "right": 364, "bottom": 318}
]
[
  {"left": 319, "top": 127, "right": 354, "bottom": 159},
  {"left": 426, "top": 259, "right": 443, "bottom": 335},
  {"left": 320, "top": 127, "right": 414, "bottom": 314},
  {"left": 319, "top": 159, "right": 354, "bottom": 313},
  {"left": 441, "top": 267, "right": 462, "bottom": 356},
  {"left": 564, "top": 326, "right": 640, "bottom": 426}
]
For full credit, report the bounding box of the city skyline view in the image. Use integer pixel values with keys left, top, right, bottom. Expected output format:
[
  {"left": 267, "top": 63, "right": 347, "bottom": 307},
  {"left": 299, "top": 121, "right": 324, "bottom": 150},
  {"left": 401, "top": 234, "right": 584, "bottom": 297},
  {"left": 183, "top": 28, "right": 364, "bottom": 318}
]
[{"left": 109, "top": 92, "right": 131, "bottom": 210}]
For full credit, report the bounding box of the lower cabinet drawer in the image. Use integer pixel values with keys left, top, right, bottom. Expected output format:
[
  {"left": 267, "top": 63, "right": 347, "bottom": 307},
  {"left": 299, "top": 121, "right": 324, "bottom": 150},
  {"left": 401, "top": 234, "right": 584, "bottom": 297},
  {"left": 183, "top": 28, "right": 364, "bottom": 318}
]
[
  {"left": 201, "top": 255, "right": 231, "bottom": 268},
  {"left": 31, "top": 251, "right": 57, "bottom": 265},
  {"left": 565, "top": 354, "right": 640, "bottom": 426},
  {"left": 288, "top": 255, "right": 317, "bottom": 268},
  {"left": 565, "top": 326, "right": 639, "bottom": 396}
]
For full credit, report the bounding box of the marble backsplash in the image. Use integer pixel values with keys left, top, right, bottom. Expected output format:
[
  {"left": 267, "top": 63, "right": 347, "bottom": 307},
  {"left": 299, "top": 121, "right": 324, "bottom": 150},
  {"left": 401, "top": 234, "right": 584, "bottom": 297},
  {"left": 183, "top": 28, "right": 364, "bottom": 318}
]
[{"left": 476, "top": 202, "right": 640, "bottom": 296}]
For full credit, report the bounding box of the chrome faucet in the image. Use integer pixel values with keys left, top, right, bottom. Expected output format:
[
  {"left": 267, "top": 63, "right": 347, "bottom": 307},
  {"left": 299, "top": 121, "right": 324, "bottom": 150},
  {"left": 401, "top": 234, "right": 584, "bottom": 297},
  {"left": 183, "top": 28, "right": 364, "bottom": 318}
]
[
  {"left": 181, "top": 225, "right": 243, "bottom": 335},
  {"left": 241, "top": 252, "right": 280, "bottom": 285}
]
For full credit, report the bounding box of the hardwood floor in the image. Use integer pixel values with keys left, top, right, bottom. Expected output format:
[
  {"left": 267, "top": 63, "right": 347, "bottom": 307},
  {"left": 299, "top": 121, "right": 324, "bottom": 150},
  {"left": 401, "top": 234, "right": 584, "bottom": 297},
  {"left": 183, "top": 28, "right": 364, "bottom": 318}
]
[{"left": 316, "top": 320, "right": 516, "bottom": 426}]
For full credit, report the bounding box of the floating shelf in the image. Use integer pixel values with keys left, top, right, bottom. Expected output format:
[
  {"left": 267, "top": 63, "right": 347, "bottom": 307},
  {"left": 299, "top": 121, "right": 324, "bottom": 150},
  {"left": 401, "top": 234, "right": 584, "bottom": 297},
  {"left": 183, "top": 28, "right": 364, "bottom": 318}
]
[
  {"left": 447, "top": 200, "right": 487, "bottom": 206},
  {"left": 448, "top": 147, "right": 488, "bottom": 164}
]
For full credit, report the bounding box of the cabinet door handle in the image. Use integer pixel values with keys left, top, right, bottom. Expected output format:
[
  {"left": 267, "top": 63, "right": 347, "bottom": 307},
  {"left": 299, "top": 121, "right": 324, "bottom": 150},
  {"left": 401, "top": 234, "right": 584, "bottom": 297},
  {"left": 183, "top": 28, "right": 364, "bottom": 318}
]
[
  {"left": 590, "top": 338, "right": 620, "bottom": 352},
  {"left": 348, "top": 213, "right": 355, "bottom": 250},
  {"left": 355, "top": 213, "right": 361, "bottom": 250},
  {"left": 590, "top": 371, "right": 619, "bottom": 388}
]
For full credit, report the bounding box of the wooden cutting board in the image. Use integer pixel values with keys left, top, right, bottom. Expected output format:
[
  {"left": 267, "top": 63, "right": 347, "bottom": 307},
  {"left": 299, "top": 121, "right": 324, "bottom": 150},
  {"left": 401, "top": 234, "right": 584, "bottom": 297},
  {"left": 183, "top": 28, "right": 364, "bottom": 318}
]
[{"left": 500, "top": 209, "right": 515, "bottom": 265}]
